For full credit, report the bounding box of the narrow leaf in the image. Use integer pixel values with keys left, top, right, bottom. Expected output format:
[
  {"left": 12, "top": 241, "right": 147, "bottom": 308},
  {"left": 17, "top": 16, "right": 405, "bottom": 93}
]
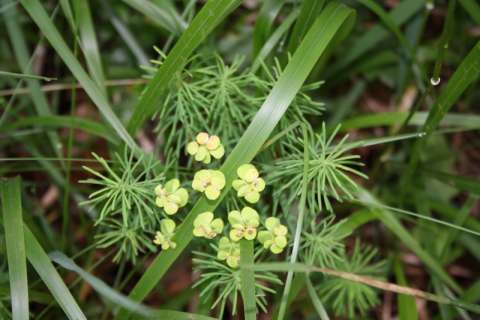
[
  {"left": 122, "top": 0, "right": 186, "bottom": 34},
  {"left": 0, "top": 70, "right": 55, "bottom": 81},
  {"left": 50, "top": 252, "right": 215, "bottom": 320},
  {"left": 73, "top": 0, "right": 106, "bottom": 94},
  {"left": 24, "top": 226, "right": 86, "bottom": 319},
  {"left": 7, "top": 115, "right": 119, "bottom": 144},
  {"left": 0, "top": 177, "right": 29, "bottom": 320},
  {"left": 326, "top": 0, "right": 426, "bottom": 76},
  {"left": 239, "top": 240, "right": 256, "bottom": 320},
  {"left": 252, "top": 0, "right": 286, "bottom": 57}
]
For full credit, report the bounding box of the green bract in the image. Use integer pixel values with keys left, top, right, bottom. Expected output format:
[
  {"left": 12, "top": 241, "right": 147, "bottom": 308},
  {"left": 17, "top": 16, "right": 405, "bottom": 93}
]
[
  {"left": 258, "top": 217, "right": 288, "bottom": 254},
  {"left": 192, "top": 169, "right": 226, "bottom": 200},
  {"left": 153, "top": 219, "right": 177, "bottom": 250},
  {"left": 232, "top": 164, "right": 265, "bottom": 203},
  {"left": 217, "top": 236, "right": 240, "bottom": 268},
  {"left": 228, "top": 207, "right": 260, "bottom": 241},
  {"left": 193, "top": 212, "right": 224, "bottom": 239},
  {"left": 186, "top": 132, "right": 225, "bottom": 164},
  {"left": 154, "top": 179, "right": 189, "bottom": 215}
]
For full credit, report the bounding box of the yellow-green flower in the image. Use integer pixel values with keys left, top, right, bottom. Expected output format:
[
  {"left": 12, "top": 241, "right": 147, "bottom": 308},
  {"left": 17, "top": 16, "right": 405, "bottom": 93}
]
[
  {"left": 154, "top": 179, "right": 189, "bottom": 215},
  {"left": 193, "top": 212, "right": 224, "bottom": 239},
  {"left": 217, "top": 236, "right": 240, "bottom": 268},
  {"left": 192, "top": 170, "right": 226, "bottom": 200},
  {"left": 153, "top": 219, "right": 176, "bottom": 250},
  {"left": 258, "top": 217, "right": 288, "bottom": 254},
  {"left": 228, "top": 207, "right": 260, "bottom": 241},
  {"left": 186, "top": 132, "right": 225, "bottom": 164},
  {"left": 232, "top": 164, "right": 265, "bottom": 203}
]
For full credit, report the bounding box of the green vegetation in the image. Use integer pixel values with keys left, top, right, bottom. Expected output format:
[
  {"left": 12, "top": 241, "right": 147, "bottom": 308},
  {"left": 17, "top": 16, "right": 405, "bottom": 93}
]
[{"left": 1, "top": 0, "right": 479, "bottom": 319}]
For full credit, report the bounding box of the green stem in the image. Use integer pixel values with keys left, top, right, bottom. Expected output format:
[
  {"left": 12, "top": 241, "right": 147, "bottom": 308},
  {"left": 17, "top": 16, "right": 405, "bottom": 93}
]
[
  {"left": 277, "top": 126, "right": 310, "bottom": 320},
  {"left": 239, "top": 239, "right": 256, "bottom": 320}
]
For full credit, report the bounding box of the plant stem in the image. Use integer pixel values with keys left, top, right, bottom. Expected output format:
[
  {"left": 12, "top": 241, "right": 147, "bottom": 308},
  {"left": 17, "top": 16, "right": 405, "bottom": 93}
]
[
  {"left": 239, "top": 239, "right": 256, "bottom": 320},
  {"left": 277, "top": 126, "right": 310, "bottom": 320}
]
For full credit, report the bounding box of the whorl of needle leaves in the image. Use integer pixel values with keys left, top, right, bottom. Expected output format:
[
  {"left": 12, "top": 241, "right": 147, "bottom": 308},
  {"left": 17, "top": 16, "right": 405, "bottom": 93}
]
[
  {"left": 80, "top": 150, "right": 164, "bottom": 262},
  {"left": 301, "top": 215, "right": 346, "bottom": 268},
  {"left": 192, "top": 249, "right": 281, "bottom": 317},
  {"left": 265, "top": 124, "right": 368, "bottom": 214},
  {"left": 144, "top": 51, "right": 324, "bottom": 161},
  {"left": 317, "top": 240, "right": 386, "bottom": 317}
]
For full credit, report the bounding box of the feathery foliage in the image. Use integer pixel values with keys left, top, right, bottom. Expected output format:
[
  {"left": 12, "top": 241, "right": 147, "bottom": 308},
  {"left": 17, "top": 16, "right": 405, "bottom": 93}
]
[{"left": 318, "top": 240, "right": 386, "bottom": 317}]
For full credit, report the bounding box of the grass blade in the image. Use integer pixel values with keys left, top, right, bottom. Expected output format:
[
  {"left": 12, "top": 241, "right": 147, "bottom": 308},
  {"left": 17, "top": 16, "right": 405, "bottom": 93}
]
[
  {"left": 59, "top": 0, "right": 75, "bottom": 32},
  {"left": 357, "top": 189, "right": 462, "bottom": 292},
  {"left": 337, "top": 210, "right": 378, "bottom": 237},
  {"left": 357, "top": 0, "right": 414, "bottom": 56},
  {"left": 252, "top": 0, "right": 286, "bottom": 57},
  {"left": 356, "top": 201, "right": 480, "bottom": 237},
  {"left": 277, "top": 125, "right": 309, "bottom": 320},
  {"left": 239, "top": 240, "right": 256, "bottom": 320},
  {"left": 102, "top": 1, "right": 149, "bottom": 66},
  {"left": 2, "top": 2, "right": 63, "bottom": 158},
  {"left": 118, "top": 3, "right": 356, "bottom": 318},
  {"left": 305, "top": 276, "right": 330, "bottom": 320},
  {"left": 6, "top": 115, "right": 119, "bottom": 144},
  {"left": 287, "top": 0, "right": 325, "bottom": 52},
  {"left": 406, "top": 41, "right": 480, "bottom": 183},
  {"left": 126, "top": 0, "right": 243, "bottom": 135},
  {"left": 458, "top": 0, "right": 480, "bottom": 24},
  {"left": 326, "top": 0, "right": 425, "bottom": 77},
  {"left": 251, "top": 9, "right": 300, "bottom": 72},
  {"left": 122, "top": 0, "right": 186, "bottom": 35},
  {"left": 341, "top": 111, "right": 480, "bottom": 131},
  {"left": 20, "top": 0, "right": 138, "bottom": 151},
  {"left": 72, "top": 0, "right": 106, "bottom": 94},
  {"left": 0, "top": 70, "right": 55, "bottom": 81},
  {"left": 0, "top": 177, "right": 29, "bottom": 320},
  {"left": 49, "top": 252, "right": 215, "bottom": 320},
  {"left": 423, "top": 41, "right": 480, "bottom": 136},
  {"left": 394, "top": 259, "right": 419, "bottom": 320},
  {"left": 24, "top": 226, "right": 87, "bottom": 319}
]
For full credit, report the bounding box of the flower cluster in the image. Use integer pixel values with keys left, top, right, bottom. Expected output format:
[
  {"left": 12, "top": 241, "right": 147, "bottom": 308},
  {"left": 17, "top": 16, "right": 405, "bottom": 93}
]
[
  {"left": 152, "top": 133, "right": 226, "bottom": 251},
  {"left": 228, "top": 207, "right": 260, "bottom": 241},
  {"left": 192, "top": 169, "right": 226, "bottom": 200},
  {"left": 232, "top": 164, "right": 265, "bottom": 203},
  {"left": 186, "top": 132, "right": 225, "bottom": 164},
  {"left": 193, "top": 212, "right": 224, "bottom": 239},
  {"left": 153, "top": 133, "right": 288, "bottom": 268},
  {"left": 258, "top": 217, "right": 288, "bottom": 254},
  {"left": 153, "top": 219, "right": 176, "bottom": 250},
  {"left": 217, "top": 236, "right": 240, "bottom": 268},
  {"left": 155, "top": 179, "right": 189, "bottom": 215},
  {"left": 189, "top": 162, "right": 287, "bottom": 267}
]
